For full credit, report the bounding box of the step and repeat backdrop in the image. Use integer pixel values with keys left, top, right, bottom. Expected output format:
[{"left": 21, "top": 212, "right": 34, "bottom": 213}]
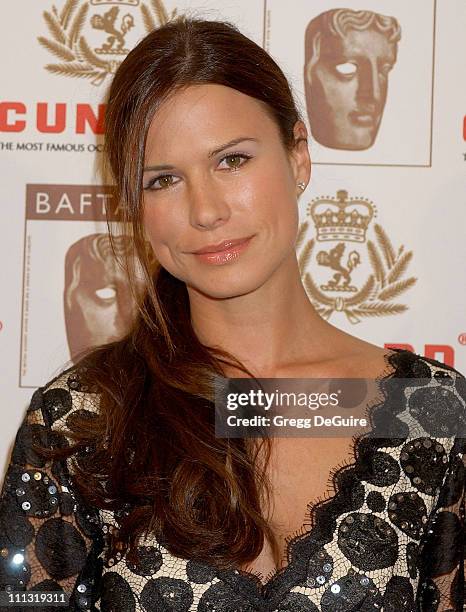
[{"left": 1, "top": 0, "right": 465, "bottom": 471}]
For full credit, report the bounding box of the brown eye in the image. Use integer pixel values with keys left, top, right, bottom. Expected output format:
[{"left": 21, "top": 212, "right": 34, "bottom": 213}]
[
  {"left": 219, "top": 152, "right": 251, "bottom": 170},
  {"left": 144, "top": 174, "right": 178, "bottom": 191},
  {"left": 157, "top": 176, "right": 175, "bottom": 189},
  {"left": 225, "top": 155, "right": 242, "bottom": 168}
]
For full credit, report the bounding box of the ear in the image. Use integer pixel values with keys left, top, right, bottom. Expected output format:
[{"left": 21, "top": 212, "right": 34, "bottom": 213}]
[{"left": 288, "top": 120, "right": 311, "bottom": 193}]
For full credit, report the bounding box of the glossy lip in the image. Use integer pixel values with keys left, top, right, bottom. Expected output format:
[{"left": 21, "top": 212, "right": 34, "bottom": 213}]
[
  {"left": 191, "top": 235, "right": 254, "bottom": 254},
  {"left": 192, "top": 235, "right": 254, "bottom": 265}
]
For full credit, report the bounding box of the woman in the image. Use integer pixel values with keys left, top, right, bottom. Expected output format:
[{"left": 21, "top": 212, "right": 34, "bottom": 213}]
[{"left": 0, "top": 16, "right": 464, "bottom": 612}]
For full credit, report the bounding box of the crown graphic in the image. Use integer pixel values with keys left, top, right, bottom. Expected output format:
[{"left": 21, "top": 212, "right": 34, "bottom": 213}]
[
  {"left": 90, "top": 0, "right": 139, "bottom": 6},
  {"left": 308, "top": 190, "right": 375, "bottom": 243}
]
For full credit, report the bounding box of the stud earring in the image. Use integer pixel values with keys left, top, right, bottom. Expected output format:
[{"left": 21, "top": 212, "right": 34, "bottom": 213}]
[{"left": 297, "top": 181, "right": 306, "bottom": 191}]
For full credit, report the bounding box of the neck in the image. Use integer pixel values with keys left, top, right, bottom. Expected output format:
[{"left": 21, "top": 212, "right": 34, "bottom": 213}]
[{"left": 187, "top": 254, "right": 342, "bottom": 377}]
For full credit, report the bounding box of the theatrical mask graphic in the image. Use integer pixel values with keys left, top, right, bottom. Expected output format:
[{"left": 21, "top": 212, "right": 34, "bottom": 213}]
[
  {"left": 64, "top": 233, "right": 143, "bottom": 361},
  {"left": 304, "top": 8, "right": 401, "bottom": 151}
]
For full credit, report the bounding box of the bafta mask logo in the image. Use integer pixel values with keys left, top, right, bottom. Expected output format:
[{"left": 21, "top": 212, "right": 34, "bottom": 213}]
[
  {"left": 64, "top": 233, "right": 144, "bottom": 361},
  {"left": 304, "top": 9, "right": 401, "bottom": 151},
  {"left": 39, "top": 0, "right": 178, "bottom": 86},
  {"left": 297, "top": 190, "right": 416, "bottom": 323}
]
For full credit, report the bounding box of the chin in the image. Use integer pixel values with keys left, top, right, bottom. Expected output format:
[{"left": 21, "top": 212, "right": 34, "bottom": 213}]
[{"left": 189, "top": 272, "right": 266, "bottom": 300}]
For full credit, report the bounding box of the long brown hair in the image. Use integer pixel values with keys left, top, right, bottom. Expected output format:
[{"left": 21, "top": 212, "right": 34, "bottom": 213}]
[{"left": 40, "top": 15, "right": 304, "bottom": 572}]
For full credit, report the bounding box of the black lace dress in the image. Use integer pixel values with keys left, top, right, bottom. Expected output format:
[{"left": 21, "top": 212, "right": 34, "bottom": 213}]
[{"left": 0, "top": 348, "right": 464, "bottom": 611}]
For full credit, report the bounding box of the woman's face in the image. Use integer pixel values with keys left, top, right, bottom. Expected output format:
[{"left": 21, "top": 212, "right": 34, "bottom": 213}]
[{"left": 142, "top": 83, "right": 310, "bottom": 299}]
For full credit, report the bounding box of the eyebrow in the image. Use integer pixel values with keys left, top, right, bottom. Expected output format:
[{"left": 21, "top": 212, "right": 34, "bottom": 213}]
[{"left": 143, "top": 136, "right": 259, "bottom": 172}]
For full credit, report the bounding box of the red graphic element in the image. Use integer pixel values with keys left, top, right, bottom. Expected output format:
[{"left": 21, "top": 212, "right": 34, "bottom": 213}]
[
  {"left": 76, "top": 104, "right": 106, "bottom": 134},
  {"left": 0, "top": 102, "right": 106, "bottom": 134},
  {"left": 0, "top": 102, "right": 26, "bottom": 132},
  {"left": 458, "top": 333, "right": 466, "bottom": 346},
  {"left": 37, "top": 103, "right": 66, "bottom": 133},
  {"left": 385, "top": 343, "right": 455, "bottom": 367}
]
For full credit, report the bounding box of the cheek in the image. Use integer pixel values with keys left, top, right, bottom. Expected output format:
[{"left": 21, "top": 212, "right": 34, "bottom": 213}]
[
  {"left": 262, "top": 181, "right": 299, "bottom": 241},
  {"left": 253, "top": 153, "right": 295, "bottom": 197},
  {"left": 142, "top": 203, "right": 186, "bottom": 272},
  {"left": 275, "top": 200, "right": 299, "bottom": 238},
  {"left": 142, "top": 203, "right": 174, "bottom": 248}
]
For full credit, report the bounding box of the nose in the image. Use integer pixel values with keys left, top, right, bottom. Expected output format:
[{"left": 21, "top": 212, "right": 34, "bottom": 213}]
[
  {"left": 188, "top": 177, "right": 231, "bottom": 230},
  {"left": 357, "top": 62, "right": 382, "bottom": 107}
]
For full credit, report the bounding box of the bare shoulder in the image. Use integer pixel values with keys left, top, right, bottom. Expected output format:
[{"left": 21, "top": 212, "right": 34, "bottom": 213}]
[
  {"left": 350, "top": 342, "right": 396, "bottom": 378},
  {"left": 317, "top": 333, "right": 395, "bottom": 379}
]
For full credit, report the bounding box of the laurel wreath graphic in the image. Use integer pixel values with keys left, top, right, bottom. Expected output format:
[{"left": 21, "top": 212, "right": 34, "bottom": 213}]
[
  {"left": 297, "top": 221, "right": 417, "bottom": 324},
  {"left": 38, "top": 0, "right": 178, "bottom": 86}
]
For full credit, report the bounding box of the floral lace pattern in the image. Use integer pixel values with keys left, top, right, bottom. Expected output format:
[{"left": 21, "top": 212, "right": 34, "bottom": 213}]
[{"left": 0, "top": 348, "right": 464, "bottom": 611}]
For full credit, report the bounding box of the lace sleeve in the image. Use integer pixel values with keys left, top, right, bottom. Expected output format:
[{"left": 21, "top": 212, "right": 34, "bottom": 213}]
[
  {"left": 417, "top": 373, "right": 466, "bottom": 611},
  {"left": 0, "top": 385, "right": 104, "bottom": 610}
]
